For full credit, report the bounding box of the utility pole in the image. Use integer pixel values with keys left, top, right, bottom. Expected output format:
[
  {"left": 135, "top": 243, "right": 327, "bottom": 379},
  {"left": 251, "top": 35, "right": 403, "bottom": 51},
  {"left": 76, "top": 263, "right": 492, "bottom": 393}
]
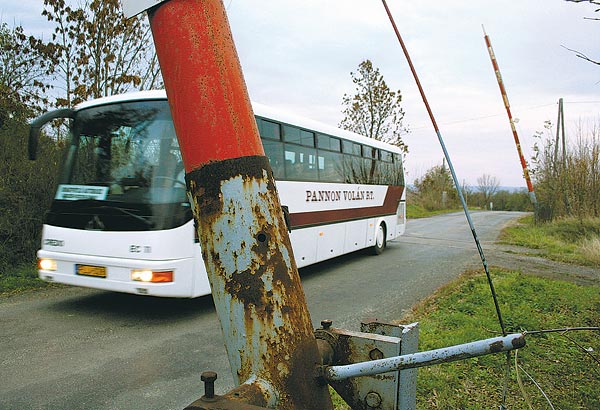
[
  {"left": 554, "top": 98, "right": 566, "bottom": 167},
  {"left": 554, "top": 98, "right": 570, "bottom": 214}
]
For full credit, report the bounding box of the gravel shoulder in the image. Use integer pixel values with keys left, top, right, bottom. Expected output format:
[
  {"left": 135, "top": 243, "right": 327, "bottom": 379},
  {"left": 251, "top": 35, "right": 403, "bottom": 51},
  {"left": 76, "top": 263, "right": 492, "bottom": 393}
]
[
  {"left": 482, "top": 243, "right": 600, "bottom": 287},
  {"left": 465, "top": 215, "right": 600, "bottom": 287}
]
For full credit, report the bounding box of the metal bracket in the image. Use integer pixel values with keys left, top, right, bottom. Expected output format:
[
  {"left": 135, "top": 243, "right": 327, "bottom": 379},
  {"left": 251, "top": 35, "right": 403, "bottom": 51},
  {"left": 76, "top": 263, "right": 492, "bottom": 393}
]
[
  {"left": 184, "top": 376, "right": 272, "bottom": 410},
  {"left": 360, "top": 321, "right": 419, "bottom": 410},
  {"left": 316, "top": 320, "right": 419, "bottom": 410},
  {"left": 185, "top": 396, "right": 270, "bottom": 410}
]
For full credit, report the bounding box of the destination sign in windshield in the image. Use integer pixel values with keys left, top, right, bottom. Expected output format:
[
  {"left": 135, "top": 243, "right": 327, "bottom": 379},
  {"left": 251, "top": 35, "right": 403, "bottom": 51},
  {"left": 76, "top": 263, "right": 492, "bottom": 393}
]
[{"left": 55, "top": 185, "right": 109, "bottom": 201}]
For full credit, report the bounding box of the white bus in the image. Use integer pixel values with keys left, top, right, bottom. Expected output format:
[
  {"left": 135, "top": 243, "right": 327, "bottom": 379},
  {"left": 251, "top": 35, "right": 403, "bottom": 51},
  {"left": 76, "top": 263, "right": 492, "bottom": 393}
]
[{"left": 30, "top": 91, "right": 406, "bottom": 298}]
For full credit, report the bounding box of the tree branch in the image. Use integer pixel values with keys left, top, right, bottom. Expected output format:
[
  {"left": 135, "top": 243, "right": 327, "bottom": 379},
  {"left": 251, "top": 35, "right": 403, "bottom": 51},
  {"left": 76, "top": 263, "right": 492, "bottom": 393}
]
[{"left": 561, "top": 45, "right": 600, "bottom": 65}]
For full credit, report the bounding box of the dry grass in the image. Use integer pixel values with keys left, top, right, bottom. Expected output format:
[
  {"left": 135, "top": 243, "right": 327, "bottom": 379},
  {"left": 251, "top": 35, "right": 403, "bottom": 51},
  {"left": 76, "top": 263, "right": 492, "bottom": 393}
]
[{"left": 580, "top": 236, "right": 600, "bottom": 265}]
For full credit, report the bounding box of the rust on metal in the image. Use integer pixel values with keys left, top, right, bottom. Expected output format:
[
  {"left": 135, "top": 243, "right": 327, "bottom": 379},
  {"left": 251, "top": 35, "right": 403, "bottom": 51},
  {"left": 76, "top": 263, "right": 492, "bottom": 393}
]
[
  {"left": 510, "top": 334, "right": 526, "bottom": 350},
  {"left": 186, "top": 382, "right": 271, "bottom": 409},
  {"left": 489, "top": 340, "right": 504, "bottom": 353},
  {"left": 322, "top": 327, "right": 403, "bottom": 410},
  {"left": 147, "top": 0, "right": 332, "bottom": 406},
  {"left": 186, "top": 155, "right": 332, "bottom": 409},
  {"left": 201, "top": 371, "right": 218, "bottom": 401}
]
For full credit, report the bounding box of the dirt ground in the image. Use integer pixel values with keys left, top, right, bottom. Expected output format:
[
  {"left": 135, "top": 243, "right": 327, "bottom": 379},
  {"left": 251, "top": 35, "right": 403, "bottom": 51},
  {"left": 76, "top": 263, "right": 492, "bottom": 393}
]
[{"left": 475, "top": 243, "right": 600, "bottom": 287}]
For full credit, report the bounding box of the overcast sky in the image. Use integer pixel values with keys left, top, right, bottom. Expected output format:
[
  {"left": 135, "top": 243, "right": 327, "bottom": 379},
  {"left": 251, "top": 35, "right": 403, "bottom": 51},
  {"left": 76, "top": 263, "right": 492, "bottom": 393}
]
[{"left": 3, "top": 1, "right": 600, "bottom": 187}]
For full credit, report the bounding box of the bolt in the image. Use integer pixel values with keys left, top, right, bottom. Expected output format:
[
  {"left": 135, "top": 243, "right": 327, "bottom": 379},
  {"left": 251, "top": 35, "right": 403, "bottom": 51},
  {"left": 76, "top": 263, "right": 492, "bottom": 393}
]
[
  {"left": 321, "top": 319, "right": 333, "bottom": 330},
  {"left": 369, "top": 348, "right": 384, "bottom": 361},
  {"left": 201, "top": 371, "right": 217, "bottom": 400},
  {"left": 365, "top": 391, "right": 382, "bottom": 408}
]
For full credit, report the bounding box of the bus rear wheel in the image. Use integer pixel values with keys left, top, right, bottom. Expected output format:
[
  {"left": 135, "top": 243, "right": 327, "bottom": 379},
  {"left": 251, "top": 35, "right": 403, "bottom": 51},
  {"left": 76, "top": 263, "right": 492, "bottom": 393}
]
[{"left": 372, "top": 223, "right": 386, "bottom": 255}]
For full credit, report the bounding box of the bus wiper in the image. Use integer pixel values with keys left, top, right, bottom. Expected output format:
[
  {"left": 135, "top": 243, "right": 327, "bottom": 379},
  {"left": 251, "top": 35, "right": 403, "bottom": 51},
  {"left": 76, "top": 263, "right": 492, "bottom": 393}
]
[
  {"left": 98, "top": 205, "right": 154, "bottom": 227},
  {"left": 55, "top": 199, "right": 154, "bottom": 227}
]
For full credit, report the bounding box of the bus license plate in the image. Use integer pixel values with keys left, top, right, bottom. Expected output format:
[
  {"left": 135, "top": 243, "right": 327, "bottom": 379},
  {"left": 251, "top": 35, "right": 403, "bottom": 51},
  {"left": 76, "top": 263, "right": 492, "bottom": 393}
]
[{"left": 76, "top": 264, "right": 107, "bottom": 278}]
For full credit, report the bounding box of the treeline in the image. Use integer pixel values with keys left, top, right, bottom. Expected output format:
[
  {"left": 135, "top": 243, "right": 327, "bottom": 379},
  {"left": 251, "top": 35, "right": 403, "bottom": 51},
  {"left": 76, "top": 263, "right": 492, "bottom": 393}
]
[
  {"left": 410, "top": 164, "right": 534, "bottom": 213},
  {"left": 0, "top": 0, "right": 160, "bottom": 273},
  {"left": 410, "top": 117, "right": 600, "bottom": 223}
]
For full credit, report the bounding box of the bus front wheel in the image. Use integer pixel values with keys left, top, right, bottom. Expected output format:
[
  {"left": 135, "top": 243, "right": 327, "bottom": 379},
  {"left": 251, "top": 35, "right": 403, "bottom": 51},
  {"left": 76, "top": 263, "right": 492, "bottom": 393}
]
[{"left": 372, "top": 223, "right": 386, "bottom": 255}]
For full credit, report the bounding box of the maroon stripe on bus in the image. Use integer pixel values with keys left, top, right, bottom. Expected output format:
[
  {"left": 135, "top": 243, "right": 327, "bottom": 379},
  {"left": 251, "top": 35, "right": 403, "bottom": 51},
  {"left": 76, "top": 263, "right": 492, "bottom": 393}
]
[{"left": 288, "top": 186, "right": 404, "bottom": 228}]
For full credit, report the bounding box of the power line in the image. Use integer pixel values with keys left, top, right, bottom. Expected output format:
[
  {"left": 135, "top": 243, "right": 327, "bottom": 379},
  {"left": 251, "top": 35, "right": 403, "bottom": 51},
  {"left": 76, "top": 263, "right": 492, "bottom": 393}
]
[{"left": 409, "top": 100, "right": 600, "bottom": 131}]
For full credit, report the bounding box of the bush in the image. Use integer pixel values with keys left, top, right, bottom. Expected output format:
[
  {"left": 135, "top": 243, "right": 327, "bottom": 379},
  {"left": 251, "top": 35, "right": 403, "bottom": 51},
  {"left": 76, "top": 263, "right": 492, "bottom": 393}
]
[
  {"left": 0, "top": 118, "right": 62, "bottom": 272},
  {"left": 412, "top": 165, "right": 459, "bottom": 211},
  {"left": 531, "top": 120, "right": 600, "bottom": 220},
  {"left": 488, "top": 189, "right": 534, "bottom": 212}
]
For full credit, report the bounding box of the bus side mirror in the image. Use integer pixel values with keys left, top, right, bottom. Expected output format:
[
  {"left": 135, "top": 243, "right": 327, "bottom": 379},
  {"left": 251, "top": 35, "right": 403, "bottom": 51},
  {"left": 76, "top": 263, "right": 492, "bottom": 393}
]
[{"left": 28, "top": 108, "right": 75, "bottom": 160}]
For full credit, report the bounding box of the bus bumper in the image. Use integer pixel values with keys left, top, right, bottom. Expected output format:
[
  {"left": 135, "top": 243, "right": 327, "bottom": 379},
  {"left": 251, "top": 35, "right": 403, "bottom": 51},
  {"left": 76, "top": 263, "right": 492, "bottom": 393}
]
[{"left": 37, "top": 250, "right": 208, "bottom": 298}]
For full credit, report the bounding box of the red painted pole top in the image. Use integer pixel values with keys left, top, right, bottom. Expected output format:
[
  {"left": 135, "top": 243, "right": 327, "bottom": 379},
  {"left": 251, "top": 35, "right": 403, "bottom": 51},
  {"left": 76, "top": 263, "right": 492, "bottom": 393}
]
[{"left": 148, "top": 0, "right": 264, "bottom": 173}]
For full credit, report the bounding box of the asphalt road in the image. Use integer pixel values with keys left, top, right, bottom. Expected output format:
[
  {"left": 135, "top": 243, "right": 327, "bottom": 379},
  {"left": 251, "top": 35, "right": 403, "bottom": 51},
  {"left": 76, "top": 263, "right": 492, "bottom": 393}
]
[{"left": 0, "top": 211, "right": 526, "bottom": 410}]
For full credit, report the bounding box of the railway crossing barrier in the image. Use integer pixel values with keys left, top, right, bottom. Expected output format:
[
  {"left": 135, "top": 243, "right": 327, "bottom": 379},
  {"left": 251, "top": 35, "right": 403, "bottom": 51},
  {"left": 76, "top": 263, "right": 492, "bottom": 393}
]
[{"left": 122, "top": 1, "right": 525, "bottom": 408}]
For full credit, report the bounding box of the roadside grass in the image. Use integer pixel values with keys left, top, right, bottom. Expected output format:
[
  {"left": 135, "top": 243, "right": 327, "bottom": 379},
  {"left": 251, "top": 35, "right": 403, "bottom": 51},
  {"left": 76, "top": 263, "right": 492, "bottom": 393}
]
[
  {"left": 404, "top": 269, "right": 599, "bottom": 409},
  {"left": 580, "top": 236, "right": 600, "bottom": 265},
  {"left": 332, "top": 269, "right": 600, "bottom": 409},
  {"left": 499, "top": 215, "right": 600, "bottom": 267},
  {"left": 0, "top": 263, "right": 51, "bottom": 295},
  {"left": 407, "top": 203, "right": 462, "bottom": 219}
]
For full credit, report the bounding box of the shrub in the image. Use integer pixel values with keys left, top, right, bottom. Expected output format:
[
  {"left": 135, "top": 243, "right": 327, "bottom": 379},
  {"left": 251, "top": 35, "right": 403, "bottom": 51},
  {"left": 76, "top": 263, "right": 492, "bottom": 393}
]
[
  {"left": 0, "top": 118, "right": 62, "bottom": 271},
  {"left": 531, "top": 120, "right": 600, "bottom": 220}
]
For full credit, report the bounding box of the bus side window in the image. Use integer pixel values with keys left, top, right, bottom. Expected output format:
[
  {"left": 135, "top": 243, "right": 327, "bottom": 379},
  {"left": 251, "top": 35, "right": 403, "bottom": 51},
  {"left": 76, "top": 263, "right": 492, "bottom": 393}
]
[
  {"left": 317, "top": 134, "right": 344, "bottom": 182},
  {"left": 393, "top": 153, "right": 405, "bottom": 186},
  {"left": 343, "top": 153, "right": 365, "bottom": 183},
  {"left": 263, "top": 139, "right": 284, "bottom": 179},
  {"left": 259, "top": 118, "right": 281, "bottom": 140},
  {"left": 284, "top": 146, "right": 317, "bottom": 181},
  {"left": 283, "top": 125, "right": 314, "bottom": 147},
  {"left": 318, "top": 151, "right": 344, "bottom": 182}
]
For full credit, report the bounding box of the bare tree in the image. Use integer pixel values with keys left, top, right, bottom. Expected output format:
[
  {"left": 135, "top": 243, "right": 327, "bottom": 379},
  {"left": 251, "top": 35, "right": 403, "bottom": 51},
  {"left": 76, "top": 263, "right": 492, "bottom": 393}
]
[
  {"left": 477, "top": 174, "right": 500, "bottom": 210},
  {"left": 563, "top": 0, "right": 600, "bottom": 66},
  {"left": 565, "top": 0, "right": 600, "bottom": 11}
]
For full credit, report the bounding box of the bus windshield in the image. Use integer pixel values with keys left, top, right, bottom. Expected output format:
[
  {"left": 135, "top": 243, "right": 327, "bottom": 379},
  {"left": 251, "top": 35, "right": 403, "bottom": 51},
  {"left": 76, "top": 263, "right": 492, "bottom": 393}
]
[{"left": 47, "top": 100, "right": 191, "bottom": 231}]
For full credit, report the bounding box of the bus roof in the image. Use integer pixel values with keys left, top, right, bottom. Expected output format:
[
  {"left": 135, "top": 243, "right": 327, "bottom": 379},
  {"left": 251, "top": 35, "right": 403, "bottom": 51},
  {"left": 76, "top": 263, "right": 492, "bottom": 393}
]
[{"left": 74, "top": 90, "right": 405, "bottom": 154}]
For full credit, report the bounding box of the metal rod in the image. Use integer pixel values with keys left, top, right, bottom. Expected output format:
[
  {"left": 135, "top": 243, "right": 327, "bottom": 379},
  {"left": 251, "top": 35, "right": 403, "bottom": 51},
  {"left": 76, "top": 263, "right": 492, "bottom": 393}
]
[
  {"left": 482, "top": 25, "right": 537, "bottom": 205},
  {"left": 324, "top": 333, "right": 525, "bottom": 381},
  {"left": 381, "top": 0, "right": 507, "bottom": 337}
]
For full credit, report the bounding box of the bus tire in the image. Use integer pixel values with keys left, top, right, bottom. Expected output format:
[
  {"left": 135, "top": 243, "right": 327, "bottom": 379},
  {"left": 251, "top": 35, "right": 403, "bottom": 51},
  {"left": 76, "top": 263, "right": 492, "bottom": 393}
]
[{"left": 372, "top": 222, "right": 386, "bottom": 255}]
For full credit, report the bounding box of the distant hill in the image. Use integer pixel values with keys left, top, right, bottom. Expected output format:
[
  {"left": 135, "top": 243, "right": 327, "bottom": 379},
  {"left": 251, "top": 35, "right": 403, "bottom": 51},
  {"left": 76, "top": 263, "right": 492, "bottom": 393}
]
[{"left": 497, "top": 186, "right": 527, "bottom": 193}]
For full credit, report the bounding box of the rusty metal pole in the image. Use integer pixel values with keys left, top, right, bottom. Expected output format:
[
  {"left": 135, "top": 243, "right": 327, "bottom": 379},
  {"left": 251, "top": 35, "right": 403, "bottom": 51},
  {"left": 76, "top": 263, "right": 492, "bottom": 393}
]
[
  {"left": 124, "top": 0, "right": 333, "bottom": 408},
  {"left": 482, "top": 26, "right": 538, "bottom": 206}
]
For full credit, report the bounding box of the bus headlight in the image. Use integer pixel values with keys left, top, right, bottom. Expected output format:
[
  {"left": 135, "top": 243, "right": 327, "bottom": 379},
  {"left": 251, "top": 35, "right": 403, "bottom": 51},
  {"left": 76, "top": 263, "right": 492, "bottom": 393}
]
[
  {"left": 38, "top": 258, "right": 57, "bottom": 271},
  {"left": 131, "top": 270, "right": 174, "bottom": 283}
]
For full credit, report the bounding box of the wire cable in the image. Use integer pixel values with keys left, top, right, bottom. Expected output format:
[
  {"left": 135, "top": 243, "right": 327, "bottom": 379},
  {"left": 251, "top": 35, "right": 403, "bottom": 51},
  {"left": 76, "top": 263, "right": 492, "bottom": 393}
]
[
  {"left": 517, "top": 363, "right": 556, "bottom": 410},
  {"left": 515, "top": 350, "right": 535, "bottom": 410}
]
